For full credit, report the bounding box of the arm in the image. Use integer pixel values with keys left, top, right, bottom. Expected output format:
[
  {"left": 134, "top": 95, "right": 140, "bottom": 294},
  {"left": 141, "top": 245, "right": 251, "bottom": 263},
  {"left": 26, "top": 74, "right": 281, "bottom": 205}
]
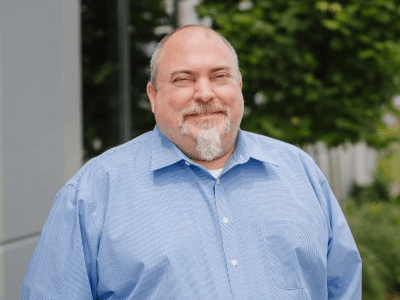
[
  {"left": 20, "top": 184, "right": 98, "bottom": 299},
  {"left": 322, "top": 180, "right": 362, "bottom": 300}
]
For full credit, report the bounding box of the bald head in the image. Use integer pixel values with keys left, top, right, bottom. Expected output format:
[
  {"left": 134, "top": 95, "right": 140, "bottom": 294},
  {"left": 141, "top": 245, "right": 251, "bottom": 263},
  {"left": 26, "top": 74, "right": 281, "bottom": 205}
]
[
  {"left": 146, "top": 23, "right": 244, "bottom": 168},
  {"left": 150, "top": 25, "right": 241, "bottom": 89}
]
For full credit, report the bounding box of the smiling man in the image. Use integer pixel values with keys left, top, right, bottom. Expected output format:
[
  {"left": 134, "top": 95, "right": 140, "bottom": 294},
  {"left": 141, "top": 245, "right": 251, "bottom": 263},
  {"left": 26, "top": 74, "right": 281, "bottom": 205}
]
[
  {"left": 147, "top": 25, "right": 244, "bottom": 170},
  {"left": 21, "top": 25, "right": 361, "bottom": 300}
]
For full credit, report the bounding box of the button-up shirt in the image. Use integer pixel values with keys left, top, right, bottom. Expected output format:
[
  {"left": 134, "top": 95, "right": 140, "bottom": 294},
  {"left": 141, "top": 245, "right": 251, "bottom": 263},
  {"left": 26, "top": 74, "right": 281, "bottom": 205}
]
[{"left": 21, "top": 126, "right": 362, "bottom": 299}]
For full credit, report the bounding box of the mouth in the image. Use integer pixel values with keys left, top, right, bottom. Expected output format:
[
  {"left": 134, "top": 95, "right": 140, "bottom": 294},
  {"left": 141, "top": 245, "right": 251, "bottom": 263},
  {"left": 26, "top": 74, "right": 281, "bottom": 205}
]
[
  {"left": 179, "top": 108, "right": 232, "bottom": 134},
  {"left": 184, "top": 111, "right": 226, "bottom": 119}
]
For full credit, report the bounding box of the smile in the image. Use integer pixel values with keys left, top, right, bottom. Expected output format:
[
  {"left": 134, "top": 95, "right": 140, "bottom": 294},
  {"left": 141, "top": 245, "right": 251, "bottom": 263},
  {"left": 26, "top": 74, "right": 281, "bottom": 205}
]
[{"left": 185, "top": 111, "right": 225, "bottom": 119}]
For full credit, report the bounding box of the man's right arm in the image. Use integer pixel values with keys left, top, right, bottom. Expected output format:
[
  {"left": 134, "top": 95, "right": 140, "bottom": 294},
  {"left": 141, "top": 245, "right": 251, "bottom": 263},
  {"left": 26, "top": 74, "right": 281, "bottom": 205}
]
[{"left": 20, "top": 183, "right": 98, "bottom": 299}]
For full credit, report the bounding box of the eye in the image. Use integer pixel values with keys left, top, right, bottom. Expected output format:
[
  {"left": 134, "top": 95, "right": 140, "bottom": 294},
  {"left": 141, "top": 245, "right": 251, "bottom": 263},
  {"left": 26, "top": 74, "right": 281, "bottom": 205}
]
[
  {"left": 212, "top": 72, "right": 230, "bottom": 83},
  {"left": 172, "top": 76, "right": 194, "bottom": 86},
  {"left": 215, "top": 72, "right": 229, "bottom": 78},
  {"left": 174, "top": 77, "right": 187, "bottom": 82}
]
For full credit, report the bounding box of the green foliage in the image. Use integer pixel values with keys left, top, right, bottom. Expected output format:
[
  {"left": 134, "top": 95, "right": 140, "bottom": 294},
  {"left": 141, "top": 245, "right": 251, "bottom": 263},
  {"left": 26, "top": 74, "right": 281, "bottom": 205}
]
[
  {"left": 377, "top": 98, "right": 400, "bottom": 144},
  {"left": 345, "top": 174, "right": 400, "bottom": 299},
  {"left": 350, "top": 176, "right": 390, "bottom": 204},
  {"left": 82, "top": 0, "right": 170, "bottom": 158},
  {"left": 376, "top": 144, "right": 400, "bottom": 203},
  {"left": 197, "top": 0, "right": 400, "bottom": 148},
  {"left": 343, "top": 196, "right": 400, "bottom": 299}
]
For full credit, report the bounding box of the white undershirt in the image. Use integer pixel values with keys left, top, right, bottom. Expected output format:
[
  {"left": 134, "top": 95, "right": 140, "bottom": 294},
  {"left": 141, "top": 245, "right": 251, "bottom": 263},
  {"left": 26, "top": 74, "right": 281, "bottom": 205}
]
[
  {"left": 208, "top": 168, "right": 223, "bottom": 178},
  {"left": 181, "top": 151, "right": 224, "bottom": 178}
]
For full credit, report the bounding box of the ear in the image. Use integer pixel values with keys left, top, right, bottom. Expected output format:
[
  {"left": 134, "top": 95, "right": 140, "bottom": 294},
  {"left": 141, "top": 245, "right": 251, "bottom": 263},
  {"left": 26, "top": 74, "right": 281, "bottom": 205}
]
[{"left": 146, "top": 81, "right": 157, "bottom": 113}]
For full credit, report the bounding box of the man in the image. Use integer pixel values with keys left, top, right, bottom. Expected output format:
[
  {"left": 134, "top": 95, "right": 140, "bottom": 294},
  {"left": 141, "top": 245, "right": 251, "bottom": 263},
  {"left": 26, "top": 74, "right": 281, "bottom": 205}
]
[{"left": 21, "top": 24, "right": 361, "bottom": 299}]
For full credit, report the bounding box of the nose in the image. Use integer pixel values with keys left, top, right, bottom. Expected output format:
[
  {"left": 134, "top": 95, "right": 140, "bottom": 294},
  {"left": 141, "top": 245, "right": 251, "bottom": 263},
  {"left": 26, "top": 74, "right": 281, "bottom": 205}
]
[{"left": 193, "top": 77, "right": 215, "bottom": 103}]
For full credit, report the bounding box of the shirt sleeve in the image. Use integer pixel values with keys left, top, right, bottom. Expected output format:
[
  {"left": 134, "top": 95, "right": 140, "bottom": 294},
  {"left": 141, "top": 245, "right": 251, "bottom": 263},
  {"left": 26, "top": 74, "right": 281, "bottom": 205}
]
[
  {"left": 321, "top": 180, "right": 362, "bottom": 300},
  {"left": 20, "top": 183, "right": 98, "bottom": 299}
]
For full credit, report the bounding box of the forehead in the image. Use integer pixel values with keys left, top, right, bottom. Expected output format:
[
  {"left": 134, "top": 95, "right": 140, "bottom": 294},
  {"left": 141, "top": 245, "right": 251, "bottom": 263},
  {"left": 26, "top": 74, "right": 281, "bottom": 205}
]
[{"left": 158, "top": 28, "right": 235, "bottom": 73}]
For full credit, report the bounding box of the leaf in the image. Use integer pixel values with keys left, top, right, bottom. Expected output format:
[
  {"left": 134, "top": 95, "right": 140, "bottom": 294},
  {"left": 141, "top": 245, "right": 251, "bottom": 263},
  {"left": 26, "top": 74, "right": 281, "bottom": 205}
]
[
  {"left": 93, "top": 62, "right": 113, "bottom": 85},
  {"left": 322, "top": 19, "right": 340, "bottom": 30}
]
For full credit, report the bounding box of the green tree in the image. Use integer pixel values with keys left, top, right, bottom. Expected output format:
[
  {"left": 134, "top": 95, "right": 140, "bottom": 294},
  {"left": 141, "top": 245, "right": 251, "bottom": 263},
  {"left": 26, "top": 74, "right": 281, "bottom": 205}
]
[
  {"left": 82, "top": 0, "right": 170, "bottom": 159},
  {"left": 197, "top": 0, "right": 400, "bottom": 148}
]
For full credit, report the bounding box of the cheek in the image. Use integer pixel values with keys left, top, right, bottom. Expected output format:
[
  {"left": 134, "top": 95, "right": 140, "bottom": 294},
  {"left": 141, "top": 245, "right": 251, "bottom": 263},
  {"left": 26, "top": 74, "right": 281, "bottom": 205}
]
[
  {"left": 155, "top": 105, "right": 179, "bottom": 126},
  {"left": 162, "top": 89, "right": 193, "bottom": 112},
  {"left": 225, "top": 90, "right": 244, "bottom": 114},
  {"left": 229, "top": 95, "right": 244, "bottom": 126},
  {"left": 154, "top": 97, "right": 187, "bottom": 130},
  {"left": 232, "top": 104, "right": 244, "bottom": 126}
]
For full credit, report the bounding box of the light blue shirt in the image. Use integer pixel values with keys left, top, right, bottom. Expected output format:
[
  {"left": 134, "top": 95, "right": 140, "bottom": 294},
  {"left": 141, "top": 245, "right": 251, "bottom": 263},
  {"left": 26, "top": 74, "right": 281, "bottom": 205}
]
[{"left": 21, "top": 126, "right": 361, "bottom": 299}]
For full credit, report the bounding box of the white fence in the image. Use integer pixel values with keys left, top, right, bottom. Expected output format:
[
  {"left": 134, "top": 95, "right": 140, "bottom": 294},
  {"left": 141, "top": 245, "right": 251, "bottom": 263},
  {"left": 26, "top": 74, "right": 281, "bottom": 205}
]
[{"left": 305, "top": 142, "right": 378, "bottom": 202}]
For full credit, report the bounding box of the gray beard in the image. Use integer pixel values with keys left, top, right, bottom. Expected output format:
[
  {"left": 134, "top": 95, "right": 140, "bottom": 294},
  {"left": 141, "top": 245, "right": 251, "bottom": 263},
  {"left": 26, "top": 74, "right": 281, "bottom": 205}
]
[
  {"left": 179, "top": 116, "right": 231, "bottom": 161},
  {"left": 196, "top": 126, "right": 223, "bottom": 161}
]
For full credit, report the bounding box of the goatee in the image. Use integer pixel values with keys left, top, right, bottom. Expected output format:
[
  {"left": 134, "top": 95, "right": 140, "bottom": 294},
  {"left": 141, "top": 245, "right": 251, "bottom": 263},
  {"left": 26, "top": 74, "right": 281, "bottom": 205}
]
[
  {"left": 179, "top": 103, "right": 232, "bottom": 161},
  {"left": 196, "top": 126, "right": 223, "bottom": 161}
]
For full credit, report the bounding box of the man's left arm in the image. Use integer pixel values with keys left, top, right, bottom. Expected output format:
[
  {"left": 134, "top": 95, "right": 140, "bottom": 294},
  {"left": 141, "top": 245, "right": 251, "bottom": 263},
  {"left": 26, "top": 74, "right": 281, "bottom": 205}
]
[{"left": 321, "top": 180, "right": 362, "bottom": 299}]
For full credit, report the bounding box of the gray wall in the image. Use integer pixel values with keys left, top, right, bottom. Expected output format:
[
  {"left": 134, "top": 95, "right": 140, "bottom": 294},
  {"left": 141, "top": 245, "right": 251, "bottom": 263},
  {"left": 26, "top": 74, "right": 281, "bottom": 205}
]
[{"left": 0, "top": 0, "right": 82, "bottom": 299}]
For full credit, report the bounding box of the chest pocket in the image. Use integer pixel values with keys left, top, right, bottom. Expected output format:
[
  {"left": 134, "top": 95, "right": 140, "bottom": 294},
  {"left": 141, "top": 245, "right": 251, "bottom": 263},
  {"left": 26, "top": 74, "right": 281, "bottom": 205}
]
[{"left": 262, "top": 220, "right": 325, "bottom": 291}]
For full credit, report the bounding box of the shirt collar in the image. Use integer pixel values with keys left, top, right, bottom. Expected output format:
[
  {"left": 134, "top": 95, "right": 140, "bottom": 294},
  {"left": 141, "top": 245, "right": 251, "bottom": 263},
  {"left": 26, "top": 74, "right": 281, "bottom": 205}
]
[
  {"left": 150, "top": 126, "right": 279, "bottom": 171},
  {"left": 150, "top": 126, "right": 186, "bottom": 171},
  {"left": 232, "top": 130, "right": 279, "bottom": 167}
]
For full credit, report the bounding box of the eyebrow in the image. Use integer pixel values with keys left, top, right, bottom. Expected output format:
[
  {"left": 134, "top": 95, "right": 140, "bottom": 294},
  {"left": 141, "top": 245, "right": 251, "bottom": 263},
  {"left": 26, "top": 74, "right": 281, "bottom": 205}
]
[
  {"left": 170, "top": 69, "right": 195, "bottom": 79},
  {"left": 211, "top": 66, "right": 232, "bottom": 73},
  {"left": 170, "top": 66, "right": 233, "bottom": 79}
]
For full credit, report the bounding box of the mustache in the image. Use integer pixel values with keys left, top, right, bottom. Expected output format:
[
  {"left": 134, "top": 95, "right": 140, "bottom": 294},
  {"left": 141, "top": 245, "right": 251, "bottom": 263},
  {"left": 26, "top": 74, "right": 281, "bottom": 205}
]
[{"left": 181, "top": 103, "right": 229, "bottom": 118}]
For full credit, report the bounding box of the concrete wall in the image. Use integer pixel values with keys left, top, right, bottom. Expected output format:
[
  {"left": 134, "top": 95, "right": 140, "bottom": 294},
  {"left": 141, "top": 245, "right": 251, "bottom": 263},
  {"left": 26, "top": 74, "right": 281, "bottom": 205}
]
[{"left": 0, "top": 0, "right": 81, "bottom": 299}]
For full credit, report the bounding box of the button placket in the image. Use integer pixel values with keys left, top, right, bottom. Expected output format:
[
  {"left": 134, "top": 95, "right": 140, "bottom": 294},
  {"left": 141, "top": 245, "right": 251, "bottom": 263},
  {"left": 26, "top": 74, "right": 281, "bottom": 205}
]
[{"left": 214, "top": 178, "right": 244, "bottom": 299}]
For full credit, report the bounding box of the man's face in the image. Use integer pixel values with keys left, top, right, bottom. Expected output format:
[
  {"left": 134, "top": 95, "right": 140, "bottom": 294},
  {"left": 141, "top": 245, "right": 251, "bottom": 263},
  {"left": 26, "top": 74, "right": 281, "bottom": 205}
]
[{"left": 147, "top": 28, "right": 244, "bottom": 161}]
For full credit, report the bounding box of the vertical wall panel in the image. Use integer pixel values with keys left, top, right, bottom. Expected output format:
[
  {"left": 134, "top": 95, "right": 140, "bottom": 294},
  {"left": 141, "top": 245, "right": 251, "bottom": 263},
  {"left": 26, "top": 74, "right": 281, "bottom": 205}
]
[
  {"left": 0, "top": 0, "right": 81, "bottom": 298},
  {"left": 1, "top": 0, "right": 65, "bottom": 242},
  {"left": 62, "top": 0, "right": 82, "bottom": 182}
]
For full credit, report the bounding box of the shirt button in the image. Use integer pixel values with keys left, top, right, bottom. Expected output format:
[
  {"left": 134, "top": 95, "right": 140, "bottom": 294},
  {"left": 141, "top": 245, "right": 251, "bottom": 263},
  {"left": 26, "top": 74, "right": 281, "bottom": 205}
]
[
  {"left": 240, "top": 155, "right": 245, "bottom": 161},
  {"left": 230, "top": 259, "right": 238, "bottom": 267},
  {"left": 216, "top": 178, "right": 221, "bottom": 185},
  {"left": 222, "top": 217, "right": 229, "bottom": 225},
  {"left": 185, "top": 161, "right": 190, "bottom": 166}
]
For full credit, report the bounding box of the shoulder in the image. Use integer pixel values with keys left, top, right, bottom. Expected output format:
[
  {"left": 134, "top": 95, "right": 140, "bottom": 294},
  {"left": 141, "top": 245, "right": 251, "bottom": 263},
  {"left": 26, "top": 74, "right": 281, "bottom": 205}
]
[
  {"left": 240, "top": 130, "right": 329, "bottom": 191},
  {"left": 66, "top": 130, "right": 154, "bottom": 188},
  {"left": 242, "top": 130, "right": 301, "bottom": 152},
  {"left": 242, "top": 130, "right": 316, "bottom": 167}
]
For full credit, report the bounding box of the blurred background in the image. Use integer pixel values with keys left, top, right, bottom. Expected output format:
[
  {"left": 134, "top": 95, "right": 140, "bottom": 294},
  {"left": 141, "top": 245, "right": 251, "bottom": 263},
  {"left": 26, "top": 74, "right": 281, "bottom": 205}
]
[{"left": 0, "top": 0, "right": 399, "bottom": 299}]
